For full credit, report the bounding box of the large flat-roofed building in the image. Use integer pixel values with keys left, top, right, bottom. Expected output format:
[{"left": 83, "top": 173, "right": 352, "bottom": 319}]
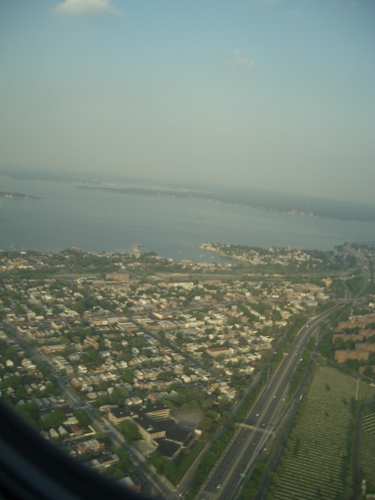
[
  {"left": 107, "top": 400, "right": 194, "bottom": 454},
  {"left": 133, "top": 415, "right": 169, "bottom": 444},
  {"left": 155, "top": 440, "right": 181, "bottom": 460},
  {"left": 107, "top": 401, "right": 170, "bottom": 426},
  {"left": 143, "top": 401, "right": 170, "bottom": 420},
  {"left": 107, "top": 407, "right": 133, "bottom": 425}
]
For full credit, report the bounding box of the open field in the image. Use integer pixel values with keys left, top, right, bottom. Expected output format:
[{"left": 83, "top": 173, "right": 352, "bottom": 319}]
[
  {"left": 266, "top": 365, "right": 375, "bottom": 500},
  {"left": 361, "top": 409, "right": 375, "bottom": 492},
  {"left": 173, "top": 410, "right": 203, "bottom": 428}
]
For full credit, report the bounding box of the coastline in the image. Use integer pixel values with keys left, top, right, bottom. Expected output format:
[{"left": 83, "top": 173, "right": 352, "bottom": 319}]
[
  {"left": 75, "top": 185, "right": 374, "bottom": 222},
  {"left": 0, "top": 191, "right": 42, "bottom": 200}
]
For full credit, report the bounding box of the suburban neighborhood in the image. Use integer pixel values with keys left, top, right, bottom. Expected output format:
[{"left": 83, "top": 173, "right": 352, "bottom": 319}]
[{"left": 0, "top": 244, "right": 374, "bottom": 497}]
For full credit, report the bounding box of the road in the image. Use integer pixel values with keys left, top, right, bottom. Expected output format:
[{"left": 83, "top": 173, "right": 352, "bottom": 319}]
[
  {"left": 345, "top": 244, "right": 371, "bottom": 298},
  {"left": 3, "top": 243, "right": 371, "bottom": 500},
  {"left": 2, "top": 303, "right": 345, "bottom": 500},
  {"left": 2, "top": 321, "right": 176, "bottom": 500},
  {"left": 196, "top": 305, "right": 342, "bottom": 500},
  {"left": 63, "top": 381, "right": 177, "bottom": 499}
]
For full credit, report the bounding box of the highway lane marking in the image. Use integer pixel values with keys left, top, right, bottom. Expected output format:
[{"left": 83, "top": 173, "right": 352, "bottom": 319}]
[{"left": 236, "top": 423, "right": 274, "bottom": 435}]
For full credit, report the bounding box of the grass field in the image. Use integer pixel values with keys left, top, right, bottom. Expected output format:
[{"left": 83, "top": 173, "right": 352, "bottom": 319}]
[
  {"left": 266, "top": 365, "right": 375, "bottom": 500},
  {"left": 361, "top": 408, "right": 375, "bottom": 493}
]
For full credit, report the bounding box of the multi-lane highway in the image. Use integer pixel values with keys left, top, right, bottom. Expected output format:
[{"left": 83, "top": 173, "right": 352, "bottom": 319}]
[
  {"left": 4, "top": 244, "right": 371, "bottom": 500},
  {"left": 197, "top": 305, "right": 342, "bottom": 500},
  {"left": 4, "top": 304, "right": 344, "bottom": 500},
  {"left": 345, "top": 243, "right": 371, "bottom": 298}
]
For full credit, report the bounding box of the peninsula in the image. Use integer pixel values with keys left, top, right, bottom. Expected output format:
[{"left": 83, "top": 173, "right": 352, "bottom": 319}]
[
  {"left": 75, "top": 185, "right": 375, "bottom": 222},
  {"left": 0, "top": 191, "right": 41, "bottom": 200}
]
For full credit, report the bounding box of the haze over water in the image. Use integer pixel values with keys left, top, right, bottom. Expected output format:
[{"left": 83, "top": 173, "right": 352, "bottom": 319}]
[
  {"left": 1, "top": 2, "right": 375, "bottom": 207},
  {"left": 1, "top": 177, "right": 374, "bottom": 261}
]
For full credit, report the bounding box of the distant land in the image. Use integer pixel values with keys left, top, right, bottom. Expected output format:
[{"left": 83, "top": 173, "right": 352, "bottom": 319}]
[
  {"left": 1, "top": 166, "right": 375, "bottom": 222},
  {"left": 75, "top": 184, "right": 375, "bottom": 222},
  {"left": 0, "top": 191, "right": 41, "bottom": 200}
]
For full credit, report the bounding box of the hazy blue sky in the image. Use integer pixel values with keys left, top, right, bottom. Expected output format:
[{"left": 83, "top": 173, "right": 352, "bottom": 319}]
[{"left": 1, "top": 0, "right": 374, "bottom": 203}]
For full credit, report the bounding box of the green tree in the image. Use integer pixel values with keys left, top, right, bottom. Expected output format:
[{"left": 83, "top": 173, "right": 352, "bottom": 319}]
[
  {"left": 14, "top": 304, "right": 25, "bottom": 315},
  {"left": 363, "top": 366, "right": 374, "bottom": 378},
  {"left": 4, "top": 348, "right": 18, "bottom": 363},
  {"left": 118, "top": 421, "right": 141, "bottom": 442},
  {"left": 121, "top": 369, "right": 133, "bottom": 384},
  {"left": 41, "top": 410, "right": 66, "bottom": 430},
  {"left": 71, "top": 301, "right": 86, "bottom": 314},
  {"left": 200, "top": 417, "right": 214, "bottom": 431},
  {"left": 15, "top": 385, "right": 27, "bottom": 400},
  {"left": 15, "top": 401, "right": 39, "bottom": 427},
  {"left": 115, "top": 448, "right": 132, "bottom": 471},
  {"left": 183, "top": 364, "right": 192, "bottom": 376},
  {"left": 73, "top": 409, "right": 91, "bottom": 427},
  {"left": 98, "top": 380, "right": 109, "bottom": 391}
]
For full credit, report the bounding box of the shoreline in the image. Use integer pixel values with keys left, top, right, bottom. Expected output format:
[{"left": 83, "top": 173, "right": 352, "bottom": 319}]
[
  {"left": 0, "top": 191, "right": 42, "bottom": 200},
  {"left": 75, "top": 185, "right": 375, "bottom": 222}
]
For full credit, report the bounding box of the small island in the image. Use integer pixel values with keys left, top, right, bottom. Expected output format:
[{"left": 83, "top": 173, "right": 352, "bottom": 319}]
[{"left": 0, "top": 191, "right": 42, "bottom": 200}]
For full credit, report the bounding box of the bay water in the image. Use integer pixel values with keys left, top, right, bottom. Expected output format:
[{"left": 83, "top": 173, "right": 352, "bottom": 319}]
[{"left": 1, "top": 176, "right": 374, "bottom": 261}]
